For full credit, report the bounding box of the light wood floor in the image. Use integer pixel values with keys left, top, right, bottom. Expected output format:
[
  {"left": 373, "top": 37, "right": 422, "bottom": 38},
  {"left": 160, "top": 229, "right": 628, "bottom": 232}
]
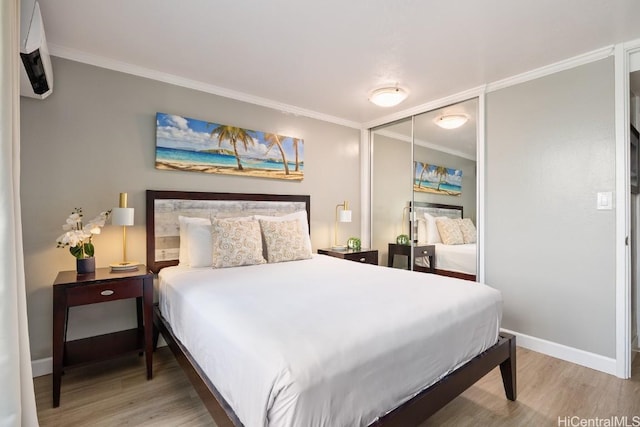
[{"left": 35, "top": 347, "right": 640, "bottom": 426}]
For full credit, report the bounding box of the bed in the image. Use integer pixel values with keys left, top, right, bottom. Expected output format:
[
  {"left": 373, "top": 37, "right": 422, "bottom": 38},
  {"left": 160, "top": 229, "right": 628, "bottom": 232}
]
[
  {"left": 412, "top": 202, "right": 477, "bottom": 281},
  {"left": 147, "top": 190, "right": 515, "bottom": 426}
]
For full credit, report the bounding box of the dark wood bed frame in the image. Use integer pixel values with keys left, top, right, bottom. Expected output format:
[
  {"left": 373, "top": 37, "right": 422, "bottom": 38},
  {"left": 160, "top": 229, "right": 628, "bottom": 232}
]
[
  {"left": 411, "top": 202, "right": 477, "bottom": 281},
  {"left": 146, "top": 190, "right": 516, "bottom": 426}
]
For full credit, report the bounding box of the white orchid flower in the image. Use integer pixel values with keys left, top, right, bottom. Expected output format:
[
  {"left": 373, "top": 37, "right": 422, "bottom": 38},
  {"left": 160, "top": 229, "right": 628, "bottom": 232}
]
[
  {"left": 57, "top": 207, "right": 110, "bottom": 258},
  {"left": 57, "top": 231, "right": 81, "bottom": 247},
  {"left": 86, "top": 224, "right": 102, "bottom": 235}
]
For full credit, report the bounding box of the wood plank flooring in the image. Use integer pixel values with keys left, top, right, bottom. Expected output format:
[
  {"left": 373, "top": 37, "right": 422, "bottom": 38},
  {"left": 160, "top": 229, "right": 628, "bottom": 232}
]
[{"left": 34, "top": 347, "right": 640, "bottom": 426}]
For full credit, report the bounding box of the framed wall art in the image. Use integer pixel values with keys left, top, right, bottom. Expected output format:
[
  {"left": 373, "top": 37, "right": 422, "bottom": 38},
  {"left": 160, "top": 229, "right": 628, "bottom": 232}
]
[
  {"left": 155, "top": 113, "right": 304, "bottom": 181},
  {"left": 414, "top": 161, "right": 462, "bottom": 196}
]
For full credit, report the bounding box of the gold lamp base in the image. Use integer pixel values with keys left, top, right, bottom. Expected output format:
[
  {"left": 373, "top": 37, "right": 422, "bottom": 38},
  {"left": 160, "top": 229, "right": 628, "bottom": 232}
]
[{"left": 109, "top": 261, "right": 139, "bottom": 272}]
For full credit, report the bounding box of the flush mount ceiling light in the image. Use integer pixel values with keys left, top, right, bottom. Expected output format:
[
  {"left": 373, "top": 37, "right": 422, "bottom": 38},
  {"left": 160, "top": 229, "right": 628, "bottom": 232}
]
[
  {"left": 434, "top": 114, "right": 468, "bottom": 130},
  {"left": 369, "top": 86, "right": 409, "bottom": 107}
]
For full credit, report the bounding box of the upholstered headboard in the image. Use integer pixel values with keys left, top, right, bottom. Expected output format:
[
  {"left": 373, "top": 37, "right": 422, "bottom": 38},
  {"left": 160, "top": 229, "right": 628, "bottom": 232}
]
[
  {"left": 146, "top": 190, "right": 310, "bottom": 273},
  {"left": 411, "top": 202, "right": 463, "bottom": 220}
]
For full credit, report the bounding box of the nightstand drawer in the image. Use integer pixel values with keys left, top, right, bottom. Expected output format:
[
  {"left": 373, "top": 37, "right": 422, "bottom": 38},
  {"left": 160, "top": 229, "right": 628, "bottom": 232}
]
[
  {"left": 66, "top": 280, "right": 143, "bottom": 306},
  {"left": 318, "top": 248, "right": 379, "bottom": 265},
  {"left": 343, "top": 251, "right": 378, "bottom": 265}
]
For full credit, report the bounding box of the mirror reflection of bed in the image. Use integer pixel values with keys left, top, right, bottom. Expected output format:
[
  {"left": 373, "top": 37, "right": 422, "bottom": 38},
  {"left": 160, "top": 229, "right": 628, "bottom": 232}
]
[
  {"left": 372, "top": 98, "right": 478, "bottom": 279},
  {"left": 411, "top": 202, "right": 477, "bottom": 281}
]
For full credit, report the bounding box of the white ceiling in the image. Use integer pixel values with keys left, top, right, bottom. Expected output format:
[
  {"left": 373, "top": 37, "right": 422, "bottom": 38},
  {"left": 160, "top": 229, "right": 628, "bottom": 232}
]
[{"left": 39, "top": 0, "right": 640, "bottom": 126}]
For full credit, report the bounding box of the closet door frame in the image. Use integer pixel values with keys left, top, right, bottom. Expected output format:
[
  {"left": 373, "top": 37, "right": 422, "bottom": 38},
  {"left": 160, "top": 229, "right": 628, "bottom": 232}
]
[{"left": 362, "top": 89, "right": 485, "bottom": 279}]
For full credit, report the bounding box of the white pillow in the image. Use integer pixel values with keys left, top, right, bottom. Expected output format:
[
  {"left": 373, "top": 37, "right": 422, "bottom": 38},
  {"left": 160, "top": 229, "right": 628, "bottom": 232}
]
[
  {"left": 423, "top": 213, "right": 443, "bottom": 244},
  {"left": 186, "top": 222, "right": 213, "bottom": 267},
  {"left": 253, "top": 211, "right": 311, "bottom": 254},
  {"left": 416, "top": 218, "right": 427, "bottom": 243},
  {"left": 211, "top": 218, "right": 266, "bottom": 268},
  {"left": 178, "top": 216, "right": 211, "bottom": 266},
  {"left": 259, "top": 219, "right": 312, "bottom": 263},
  {"left": 435, "top": 217, "right": 464, "bottom": 245}
]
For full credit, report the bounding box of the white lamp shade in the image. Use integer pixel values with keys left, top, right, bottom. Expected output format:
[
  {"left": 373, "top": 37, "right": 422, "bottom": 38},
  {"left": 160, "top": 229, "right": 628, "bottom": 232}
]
[
  {"left": 339, "top": 209, "right": 352, "bottom": 223},
  {"left": 111, "top": 207, "right": 134, "bottom": 226}
]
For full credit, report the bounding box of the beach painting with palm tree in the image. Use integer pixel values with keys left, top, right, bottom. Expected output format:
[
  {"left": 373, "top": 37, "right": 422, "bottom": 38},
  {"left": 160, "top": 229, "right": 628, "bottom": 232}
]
[
  {"left": 413, "top": 161, "right": 462, "bottom": 196},
  {"left": 155, "top": 112, "right": 304, "bottom": 180}
]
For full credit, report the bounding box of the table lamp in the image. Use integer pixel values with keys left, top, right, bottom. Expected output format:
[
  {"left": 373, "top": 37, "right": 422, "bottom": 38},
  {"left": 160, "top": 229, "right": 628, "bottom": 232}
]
[
  {"left": 396, "top": 205, "right": 410, "bottom": 245},
  {"left": 110, "top": 192, "right": 138, "bottom": 271},
  {"left": 333, "top": 200, "right": 352, "bottom": 249}
]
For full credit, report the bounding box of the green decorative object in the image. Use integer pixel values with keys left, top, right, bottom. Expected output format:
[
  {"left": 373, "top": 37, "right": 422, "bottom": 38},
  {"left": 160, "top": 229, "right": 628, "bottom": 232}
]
[
  {"left": 347, "top": 237, "right": 361, "bottom": 250},
  {"left": 396, "top": 234, "right": 410, "bottom": 245}
]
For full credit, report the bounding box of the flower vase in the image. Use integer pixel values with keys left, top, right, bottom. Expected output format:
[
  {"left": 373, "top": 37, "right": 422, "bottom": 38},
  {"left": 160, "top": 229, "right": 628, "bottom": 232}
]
[
  {"left": 347, "top": 237, "right": 361, "bottom": 250},
  {"left": 77, "top": 257, "right": 96, "bottom": 274},
  {"left": 396, "top": 234, "right": 410, "bottom": 245}
]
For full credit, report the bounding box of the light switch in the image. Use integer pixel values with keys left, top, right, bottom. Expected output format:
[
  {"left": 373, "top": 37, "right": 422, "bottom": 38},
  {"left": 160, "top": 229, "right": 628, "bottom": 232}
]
[{"left": 597, "top": 192, "right": 613, "bottom": 210}]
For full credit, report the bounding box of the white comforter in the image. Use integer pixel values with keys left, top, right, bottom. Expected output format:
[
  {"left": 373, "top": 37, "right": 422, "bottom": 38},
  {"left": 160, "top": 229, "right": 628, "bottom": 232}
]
[
  {"left": 159, "top": 254, "right": 501, "bottom": 427},
  {"left": 415, "top": 243, "right": 477, "bottom": 275}
]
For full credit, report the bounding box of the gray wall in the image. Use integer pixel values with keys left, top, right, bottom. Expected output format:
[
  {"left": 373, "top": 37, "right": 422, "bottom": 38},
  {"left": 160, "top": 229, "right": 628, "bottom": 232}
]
[
  {"left": 371, "top": 134, "right": 412, "bottom": 265},
  {"left": 485, "top": 58, "right": 616, "bottom": 358},
  {"left": 21, "top": 57, "right": 361, "bottom": 361}
]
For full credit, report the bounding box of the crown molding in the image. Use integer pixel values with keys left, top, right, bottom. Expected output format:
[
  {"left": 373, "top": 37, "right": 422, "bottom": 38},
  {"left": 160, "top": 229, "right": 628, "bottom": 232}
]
[
  {"left": 365, "top": 45, "right": 615, "bottom": 130},
  {"left": 48, "top": 43, "right": 362, "bottom": 130},
  {"left": 486, "top": 45, "right": 614, "bottom": 93},
  {"left": 49, "top": 42, "right": 616, "bottom": 132},
  {"left": 373, "top": 129, "right": 476, "bottom": 161}
]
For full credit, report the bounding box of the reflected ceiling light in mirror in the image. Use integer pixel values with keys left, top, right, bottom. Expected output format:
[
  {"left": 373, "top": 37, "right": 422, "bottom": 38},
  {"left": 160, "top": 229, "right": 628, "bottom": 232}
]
[
  {"left": 369, "top": 86, "right": 408, "bottom": 107},
  {"left": 434, "top": 114, "right": 468, "bottom": 129}
]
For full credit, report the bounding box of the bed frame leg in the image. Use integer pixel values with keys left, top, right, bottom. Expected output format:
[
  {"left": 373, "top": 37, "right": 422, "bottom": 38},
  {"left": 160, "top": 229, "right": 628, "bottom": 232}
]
[
  {"left": 152, "top": 306, "right": 160, "bottom": 351},
  {"left": 499, "top": 333, "right": 517, "bottom": 401}
]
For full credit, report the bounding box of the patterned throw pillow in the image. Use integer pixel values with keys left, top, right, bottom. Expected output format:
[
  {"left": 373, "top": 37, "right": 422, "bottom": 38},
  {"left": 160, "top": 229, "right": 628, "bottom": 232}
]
[
  {"left": 253, "top": 211, "right": 312, "bottom": 255},
  {"left": 259, "top": 219, "right": 312, "bottom": 263},
  {"left": 211, "top": 219, "right": 266, "bottom": 268},
  {"left": 435, "top": 217, "right": 464, "bottom": 245},
  {"left": 456, "top": 218, "right": 477, "bottom": 244}
]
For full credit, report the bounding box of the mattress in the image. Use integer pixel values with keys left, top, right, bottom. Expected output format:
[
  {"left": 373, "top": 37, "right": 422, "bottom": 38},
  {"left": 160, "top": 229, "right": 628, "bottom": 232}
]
[
  {"left": 159, "top": 254, "right": 500, "bottom": 427},
  {"left": 415, "top": 242, "right": 477, "bottom": 275}
]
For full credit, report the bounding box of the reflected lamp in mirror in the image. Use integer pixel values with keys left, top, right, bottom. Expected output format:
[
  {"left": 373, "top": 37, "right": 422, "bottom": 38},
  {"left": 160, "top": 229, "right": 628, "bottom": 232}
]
[
  {"left": 434, "top": 114, "right": 468, "bottom": 130},
  {"left": 333, "top": 200, "right": 352, "bottom": 249},
  {"left": 396, "top": 205, "right": 410, "bottom": 245},
  {"left": 110, "top": 192, "right": 139, "bottom": 271}
]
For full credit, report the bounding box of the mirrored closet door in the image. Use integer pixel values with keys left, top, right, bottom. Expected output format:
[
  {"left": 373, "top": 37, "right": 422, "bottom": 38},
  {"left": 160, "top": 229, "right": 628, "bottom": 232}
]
[
  {"left": 371, "top": 98, "right": 479, "bottom": 277},
  {"left": 371, "top": 117, "right": 413, "bottom": 269}
]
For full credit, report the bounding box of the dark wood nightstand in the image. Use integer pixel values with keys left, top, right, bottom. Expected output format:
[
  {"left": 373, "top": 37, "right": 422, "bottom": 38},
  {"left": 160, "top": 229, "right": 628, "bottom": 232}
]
[
  {"left": 52, "top": 266, "right": 154, "bottom": 407},
  {"left": 387, "top": 243, "right": 435, "bottom": 272},
  {"left": 317, "top": 248, "right": 378, "bottom": 265}
]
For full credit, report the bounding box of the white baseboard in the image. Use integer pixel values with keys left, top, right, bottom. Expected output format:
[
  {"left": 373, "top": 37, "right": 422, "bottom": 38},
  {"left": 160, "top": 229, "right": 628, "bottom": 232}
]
[
  {"left": 501, "top": 328, "right": 617, "bottom": 376},
  {"left": 31, "top": 339, "right": 168, "bottom": 378},
  {"left": 32, "top": 357, "right": 52, "bottom": 378}
]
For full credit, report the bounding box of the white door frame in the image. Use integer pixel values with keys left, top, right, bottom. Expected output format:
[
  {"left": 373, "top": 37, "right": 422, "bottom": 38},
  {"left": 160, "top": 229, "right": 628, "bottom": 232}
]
[
  {"left": 614, "top": 41, "right": 640, "bottom": 379},
  {"left": 361, "top": 88, "right": 486, "bottom": 277}
]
